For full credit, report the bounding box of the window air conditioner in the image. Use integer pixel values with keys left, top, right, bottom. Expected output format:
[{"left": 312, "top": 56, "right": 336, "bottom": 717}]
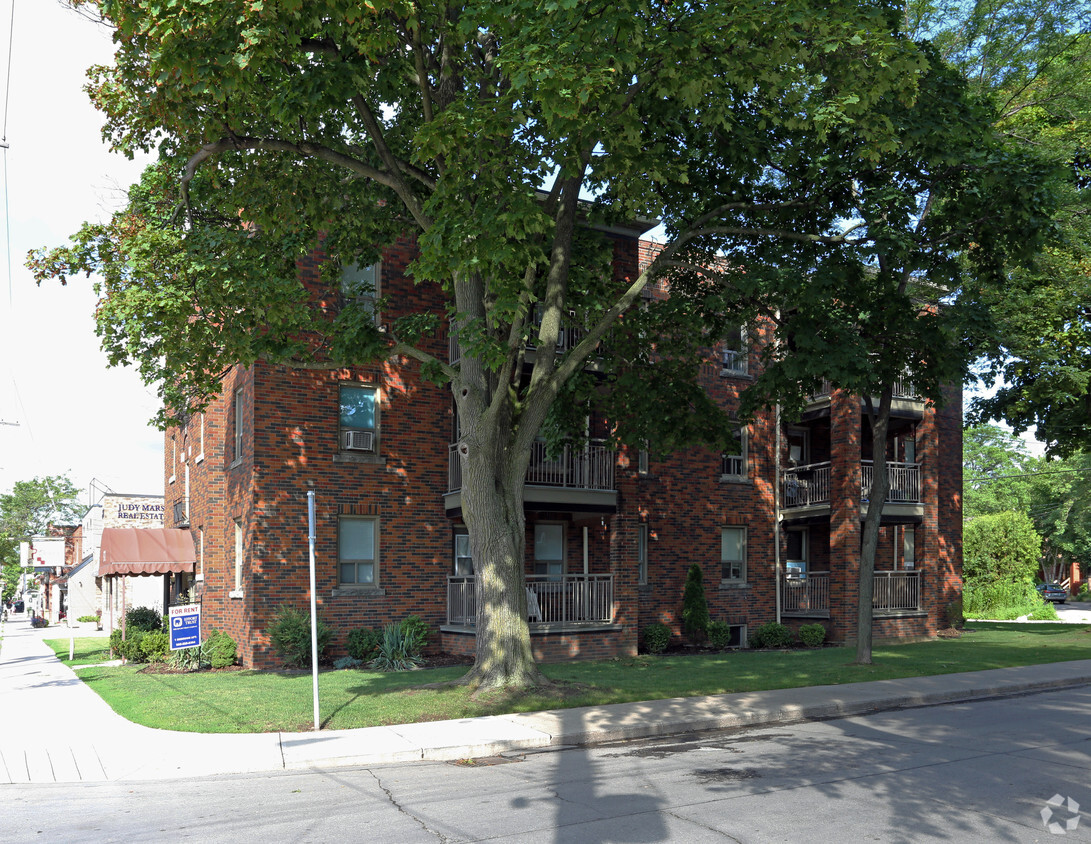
[{"left": 342, "top": 430, "right": 375, "bottom": 452}]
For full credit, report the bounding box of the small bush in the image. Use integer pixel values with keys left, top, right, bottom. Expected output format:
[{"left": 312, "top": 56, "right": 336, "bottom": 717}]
[
  {"left": 139, "top": 631, "right": 171, "bottom": 663},
  {"left": 641, "top": 622, "right": 671, "bottom": 654},
  {"left": 268, "top": 605, "right": 332, "bottom": 668},
  {"left": 334, "top": 656, "right": 363, "bottom": 670},
  {"left": 1028, "top": 601, "right": 1060, "bottom": 621},
  {"left": 346, "top": 627, "right": 383, "bottom": 661},
  {"left": 111, "top": 628, "right": 147, "bottom": 662},
  {"left": 369, "top": 622, "right": 423, "bottom": 671},
  {"left": 681, "top": 564, "right": 710, "bottom": 642},
  {"left": 945, "top": 598, "right": 964, "bottom": 629},
  {"left": 707, "top": 620, "right": 732, "bottom": 650},
  {"left": 125, "top": 606, "right": 163, "bottom": 633},
  {"left": 77, "top": 614, "right": 99, "bottom": 623},
  {"left": 750, "top": 621, "right": 793, "bottom": 649},
  {"left": 203, "top": 629, "right": 238, "bottom": 668},
  {"left": 798, "top": 623, "right": 826, "bottom": 647},
  {"left": 168, "top": 646, "right": 203, "bottom": 671},
  {"left": 30, "top": 615, "right": 49, "bottom": 629},
  {"left": 1078, "top": 582, "right": 1090, "bottom": 601},
  {"left": 399, "top": 615, "right": 430, "bottom": 651}
]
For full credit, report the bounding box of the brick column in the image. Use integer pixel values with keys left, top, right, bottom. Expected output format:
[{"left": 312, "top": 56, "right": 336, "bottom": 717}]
[{"left": 828, "top": 390, "right": 861, "bottom": 642}]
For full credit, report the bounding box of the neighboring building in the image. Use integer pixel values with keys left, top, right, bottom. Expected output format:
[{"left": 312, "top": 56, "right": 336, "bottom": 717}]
[{"left": 165, "top": 233, "right": 963, "bottom": 669}]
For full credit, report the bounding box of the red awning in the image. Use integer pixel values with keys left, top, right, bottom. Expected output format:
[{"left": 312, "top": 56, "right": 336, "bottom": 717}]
[{"left": 98, "top": 527, "right": 196, "bottom": 577}]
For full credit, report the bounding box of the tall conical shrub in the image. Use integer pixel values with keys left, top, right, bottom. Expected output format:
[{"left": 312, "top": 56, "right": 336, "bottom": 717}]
[{"left": 681, "top": 563, "right": 709, "bottom": 642}]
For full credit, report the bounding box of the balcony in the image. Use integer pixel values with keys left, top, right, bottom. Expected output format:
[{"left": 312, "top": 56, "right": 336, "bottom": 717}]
[
  {"left": 779, "top": 570, "right": 920, "bottom": 617},
  {"left": 804, "top": 378, "right": 924, "bottom": 420},
  {"left": 781, "top": 461, "right": 923, "bottom": 522},
  {"left": 446, "top": 574, "right": 615, "bottom": 630},
  {"left": 445, "top": 440, "right": 617, "bottom": 515},
  {"left": 449, "top": 310, "right": 597, "bottom": 367}
]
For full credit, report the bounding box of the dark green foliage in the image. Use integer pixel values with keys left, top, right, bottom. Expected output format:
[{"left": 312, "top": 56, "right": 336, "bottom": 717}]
[
  {"left": 369, "top": 622, "right": 423, "bottom": 671},
  {"left": 268, "top": 605, "right": 332, "bottom": 669},
  {"left": 707, "top": 620, "right": 732, "bottom": 650},
  {"left": 125, "top": 606, "right": 163, "bottom": 633},
  {"left": 167, "top": 646, "right": 203, "bottom": 671},
  {"left": 203, "top": 629, "right": 238, "bottom": 668},
  {"left": 963, "top": 580, "right": 1048, "bottom": 620},
  {"left": 139, "top": 631, "right": 170, "bottom": 663},
  {"left": 750, "top": 622, "right": 793, "bottom": 649},
  {"left": 798, "top": 624, "right": 827, "bottom": 647},
  {"left": 964, "top": 511, "right": 1043, "bottom": 587},
  {"left": 110, "top": 628, "right": 146, "bottom": 662},
  {"left": 346, "top": 627, "right": 383, "bottom": 661},
  {"left": 399, "top": 615, "right": 430, "bottom": 651},
  {"left": 681, "top": 564, "right": 710, "bottom": 642},
  {"left": 641, "top": 622, "right": 671, "bottom": 654}
]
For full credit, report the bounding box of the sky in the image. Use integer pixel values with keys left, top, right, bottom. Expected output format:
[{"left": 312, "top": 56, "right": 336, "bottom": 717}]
[{"left": 0, "top": 1, "right": 161, "bottom": 506}]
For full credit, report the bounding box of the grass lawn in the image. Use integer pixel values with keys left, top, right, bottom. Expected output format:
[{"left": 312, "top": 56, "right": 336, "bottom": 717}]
[
  {"left": 43, "top": 636, "right": 114, "bottom": 667},
  {"left": 51, "top": 622, "right": 1091, "bottom": 733}
]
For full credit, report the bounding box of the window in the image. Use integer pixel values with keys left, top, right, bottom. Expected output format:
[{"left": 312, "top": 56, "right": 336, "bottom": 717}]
[
  {"left": 637, "top": 524, "right": 649, "bottom": 586},
  {"left": 720, "top": 424, "right": 748, "bottom": 479},
  {"left": 232, "top": 520, "right": 243, "bottom": 595},
  {"left": 341, "top": 262, "right": 380, "bottom": 320},
  {"left": 196, "top": 414, "right": 205, "bottom": 462},
  {"left": 533, "top": 523, "right": 565, "bottom": 580},
  {"left": 721, "top": 325, "right": 748, "bottom": 375},
  {"left": 787, "top": 428, "right": 809, "bottom": 465},
  {"left": 721, "top": 526, "right": 747, "bottom": 582},
  {"left": 169, "top": 436, "right": 177, "bottom": 484},
  {"left": 232, "top": 388, "right": 244, "bottom": 464},
  {"left": 903, "top": 526, "right": 916, "bottom": 570},
  {"left": 339, "top": 384, "right": 378, "bottom": 452},
  {"left": 196, "top": 527, "right": 204, "bottom": 581},
  {"left": 637, "top": 445, "right": 649, "bottom": 474},
  {"left": 339, "top": 517, "right": 378, "bottom": 585},
  {"left": 453, "top": 529, "right": 473, "bottom": 576},
  {"left": 786, "top": 528, "right": 808, "bottom": 577}
]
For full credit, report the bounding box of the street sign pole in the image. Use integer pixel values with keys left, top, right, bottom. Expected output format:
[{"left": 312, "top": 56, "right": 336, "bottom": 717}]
[{"left": 307, "top": 490, "right": 320, "bottom": 731}]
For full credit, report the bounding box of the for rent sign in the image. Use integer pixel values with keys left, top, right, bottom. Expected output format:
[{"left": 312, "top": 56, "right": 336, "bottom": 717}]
[{"left": 168, "top": 604, "right": 202, "bottom": 650}]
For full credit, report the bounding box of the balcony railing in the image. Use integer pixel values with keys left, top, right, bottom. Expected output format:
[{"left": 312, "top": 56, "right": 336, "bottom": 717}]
[
  {"left": 781, "top": 461, "right": 920, "bottom": 508},
  {"left": 447, "top": 574, "right": 615, "bottom": 627},
  {"left": 873, "top": 570, "right": 921, "bottom": 612},
  {"left": 448, "top": 440, "right": 615, "bottom": 494},
  {"left": 780, "top": 571, "right": 830, "bottom": 617},
  {"left": 809, "top": 379, "right": 918, "bottom": 401},
  {"left": 779, "top": 570, "right": 920, "bottom": 615}
]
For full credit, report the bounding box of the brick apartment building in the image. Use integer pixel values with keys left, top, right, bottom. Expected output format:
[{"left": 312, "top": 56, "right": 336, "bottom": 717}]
[{"left": 165, "top": 227, "right": 962, "bottom": 669}]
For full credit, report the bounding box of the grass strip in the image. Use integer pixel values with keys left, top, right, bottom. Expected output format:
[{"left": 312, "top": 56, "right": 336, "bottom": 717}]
[
  {"left": 43, "top": 636, "right": 114, "bottom": 667},
  {"left": 60, "top": 622, "right": 1091, "bottom": 733}
]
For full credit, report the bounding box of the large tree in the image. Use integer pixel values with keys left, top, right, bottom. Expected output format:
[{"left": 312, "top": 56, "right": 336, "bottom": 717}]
[
  {"left": 0, "top": 475, "right": 83, "bottom": 603},
  {"left": 31, "top": 1, "right": 1048, "bottom": 682}
]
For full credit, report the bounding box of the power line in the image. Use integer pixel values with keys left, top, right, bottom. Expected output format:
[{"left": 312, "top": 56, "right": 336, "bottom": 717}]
[{"left": 965, "top": 466, "right": 1091, "bottom": 483}]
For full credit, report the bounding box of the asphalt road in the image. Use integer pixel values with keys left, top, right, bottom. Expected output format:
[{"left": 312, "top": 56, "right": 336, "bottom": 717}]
[{"left": 5, "top": 683, "right": 1090, "bottom": 843}]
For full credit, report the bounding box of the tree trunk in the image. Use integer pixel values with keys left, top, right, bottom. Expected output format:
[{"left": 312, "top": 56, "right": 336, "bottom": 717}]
[
  {"left": 457, "top": 433, "right": 547, "bottom": 691},
  {"left": 856, "top": 385, "right": 893, "bottom": 665}
]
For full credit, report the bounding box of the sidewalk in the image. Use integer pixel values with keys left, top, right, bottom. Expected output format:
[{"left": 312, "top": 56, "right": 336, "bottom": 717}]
[{"left": 3, "top": 613, "right": 1091, "bottom": 785}]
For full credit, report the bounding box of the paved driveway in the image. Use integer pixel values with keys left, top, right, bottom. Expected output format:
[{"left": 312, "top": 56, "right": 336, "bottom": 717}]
[{"left": 1055, "top": 600, "right": 1091, "bottom": 623}]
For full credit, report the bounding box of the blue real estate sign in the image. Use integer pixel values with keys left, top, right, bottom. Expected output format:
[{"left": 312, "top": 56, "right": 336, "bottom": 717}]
[{"left": 168, "top": 604, "right": 202, "bottom": 651}]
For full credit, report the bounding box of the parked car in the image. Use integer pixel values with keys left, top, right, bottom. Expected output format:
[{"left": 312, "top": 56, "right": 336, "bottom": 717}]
[{"left": 1037, "top": 582, "right": 1067, "bottom": 604}]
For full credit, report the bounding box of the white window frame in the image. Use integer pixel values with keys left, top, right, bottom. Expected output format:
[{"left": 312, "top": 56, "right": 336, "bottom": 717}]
[
  {"left": 232, "top": 388, "right": 244, "bottom": 465},
  {"left": 339, "top": 383, "right": 379, "bottom": 452},
  {"left": 786, "top": 527, "right": 808, "bottom": 577},
  {"left": 341, "top": 261, "right": 381, "bottom": 322},
  {"left": 453, "top": 528, "right": 473, "bottom": 576},
  {"left": 720, "top": 424, "right": 748, "bottom": 480},
  {"left": 169, "top": 436, "right": 177, "bottom": 484},
  {"left": 720, "top": 526, "right": 747, "bottom": 583},
  {"left": 230, "top": 519, "right": 244, "bottom": 597},
  {"left": 903, "top": 525, "right": 916, "bottom": 570},
  {"left": 339, "top": 516, "right": 379, "bottom": 586},
  {"left": 533, "top": 522, "right": 566, "bottom": 581},
  {"left": 787, "top": 427, "right": 810, "bottom": 466},
  {"left": 721, "top": 325, "right": 749, "bottom": 376},
  {"left": 195, "top": 413, "right": 205, "bottom": 463}
]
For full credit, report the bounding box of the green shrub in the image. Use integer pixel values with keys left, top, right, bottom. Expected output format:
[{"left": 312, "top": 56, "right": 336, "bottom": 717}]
[
  {"left": 334, "top": 656, "right": 363, "bottom": 669},
  {"left": 641, "top": 622, "right": 671, "bottom": 654},
  {"left": 1028, "top": 601, "right": 1060, "bottom": 621},
  {"left": 707, "top": 620, "right": 731, "bottom": 650},
  {"left": 963, "top": 511, "right": 1042, "bottom": 589},
  {"left": 1078, "top": 582, "right": 1090, "bottom": 601},
  {"left": 369, "top": 622, "right": 423, "bottom": 671},
  {"left": 77, "top": 614, "right": 99, "bottom": 623},
  {"left": 168, "top": 646, "right": 203, "bottom": 671},
  {"left": 346, "top": 627, "right": 383, "bottom": 661},
  {"left": 139, "top": 631, "right": 170, "bottom": 663},
  {"left": 681, "top": 563, "right": 710, "bottom": 642},
  {"left": 203, "top": 629, "right": 238, "bottom": 668},
  {"left": 964, "top": 580, "right": 1045, "bottom": 620},
  {"left": 110, "top": 628, "right": 147, "bottom": 662},
  {"left": 125, "top": 606, "right": 163, "bottom": 633},
  {"left": 945, "top": 598, "right": 964, "bottom": 629},
  {"left": 798, "top": 623, "right": 826, "bottom": 647},
  {"left": 750, "top": 621, "right": 793, "bottom": 649},
  {"left": 268, "top": 605, "right": 332, "bottom": 668},
  {"left": 399, "top": 615, "right": 430, "bottom": 651}
]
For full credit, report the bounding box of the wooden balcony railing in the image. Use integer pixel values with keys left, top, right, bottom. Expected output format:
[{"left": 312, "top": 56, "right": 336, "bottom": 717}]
[{"left": 447, "top": 574, "right": 614, "bottom": 627}]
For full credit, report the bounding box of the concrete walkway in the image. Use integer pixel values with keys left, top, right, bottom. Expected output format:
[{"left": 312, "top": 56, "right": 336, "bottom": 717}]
[{"left": 3, "top": 612, "right": 1090, "bottom": 785}]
